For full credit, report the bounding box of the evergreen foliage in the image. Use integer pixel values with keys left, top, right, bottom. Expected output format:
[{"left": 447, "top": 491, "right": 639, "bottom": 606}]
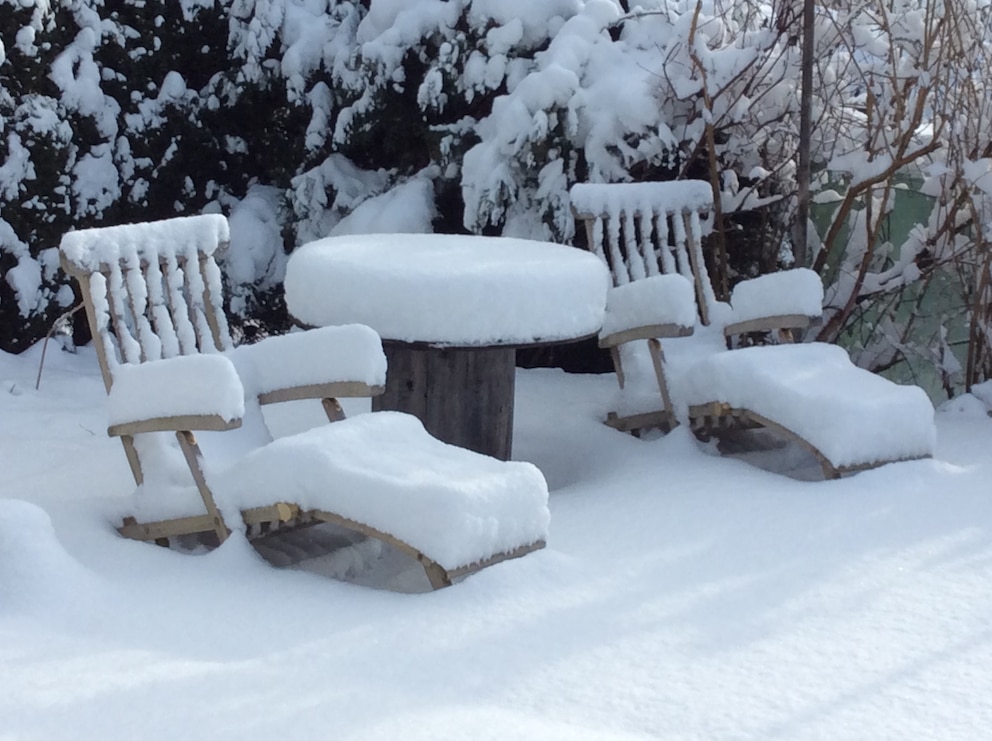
[
  {"left": 2, "top": 0, "right": 990, "bottom": 399},
  {"left": 3, "top": 0, "right": 800, "bottom": 353}
]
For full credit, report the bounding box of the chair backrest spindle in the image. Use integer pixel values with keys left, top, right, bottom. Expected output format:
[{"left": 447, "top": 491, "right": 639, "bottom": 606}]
[{"left": 570, "top": 181, "right": 716, "bottom": 325}]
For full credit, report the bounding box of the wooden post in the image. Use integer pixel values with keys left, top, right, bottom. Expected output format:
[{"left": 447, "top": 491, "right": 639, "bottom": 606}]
[
  {"left": 794, "top": 0, "right": 815, "bottom": 269},
  {"left": 373, "top": 342, "right": 515, "bottom": 460}
]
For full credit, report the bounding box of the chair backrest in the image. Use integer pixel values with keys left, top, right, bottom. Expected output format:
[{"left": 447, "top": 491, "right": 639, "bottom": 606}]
[
  {"left": 60, "top": 215, "right": 234, "bottom": 393},
  {"left": 569, "top": 181, "right": 718, "bottom": 326}
]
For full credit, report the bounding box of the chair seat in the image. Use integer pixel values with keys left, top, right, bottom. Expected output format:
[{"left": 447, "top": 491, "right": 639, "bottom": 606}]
[
  {"left": 211, "top": 412, "right": 550, "bottom": 571},
  {"left": 600, "top": 274, "right": 697, "bottom": 345}
]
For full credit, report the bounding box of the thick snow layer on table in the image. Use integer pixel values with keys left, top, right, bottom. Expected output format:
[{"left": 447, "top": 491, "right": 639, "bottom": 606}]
[
  {"left": 60, "top": 214, "right": 229, "bottom": 270},
  {"left": 683, "top": 343, "right": 936, "bottom": 469},
  {"left": 285, "top": 233, "right": 609, "bottom": 345},
  {"left": 600, "top": 274, "right": 697, "bottom": 341},
  {"left": 730, "top": 268, "right": 824, "bottom": 324},
  {"left": 226, "top": 324, "right": 386, "bottom": 397},
  {"left": 215, "top": 412, "right": 549, "bottom": 570},
  {"left": 107, "top": 354, "right": 245, "bottom": 426},
  {"left": 569, "top": 180, "right": 713, "bottom": 217}
]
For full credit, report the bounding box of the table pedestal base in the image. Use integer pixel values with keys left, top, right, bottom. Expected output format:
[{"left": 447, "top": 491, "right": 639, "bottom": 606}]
[{"left": 372, "top": 343, "right": 515, "bottom": 460}]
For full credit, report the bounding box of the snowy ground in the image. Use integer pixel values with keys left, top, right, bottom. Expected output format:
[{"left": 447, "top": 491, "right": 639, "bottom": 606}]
[{"left": 3, "top": 342, "right": 992, "bottom": 740}]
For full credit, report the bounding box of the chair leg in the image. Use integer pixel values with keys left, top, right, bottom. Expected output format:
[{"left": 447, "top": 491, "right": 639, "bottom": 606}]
[
  {"left": 777, "top": 327, "right": 796, "bottom": 344},
  {"left": 609, "top": 345, "right": 625, "bottom": 388},
  {"left": 175, "top": 430, "right": 230, "bottom": 543},
  {"left": 120, "top": 434, "right": 144, "bottom": 485},
  {"left": 321, "top": 397, "right": 346, "bottom": 422},
  {"left": 647, "top": 338, "right": 676, "bottom": 420},
  {"left": 418, "top": 555, "right": 453, "bottom": 590}
]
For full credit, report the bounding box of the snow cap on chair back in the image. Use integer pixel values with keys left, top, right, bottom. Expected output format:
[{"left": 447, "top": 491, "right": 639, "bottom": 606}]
[
  {"left": 60, "top": 214, "right": 230, "bottom": 272},
  {"left": 59, "top": 214, "right": 234, "bottom": 390}
]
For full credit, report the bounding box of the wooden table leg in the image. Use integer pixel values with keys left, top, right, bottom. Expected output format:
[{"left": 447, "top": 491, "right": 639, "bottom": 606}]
[{"left": 372, "top": 343, "right": 515, "bottom": 460}]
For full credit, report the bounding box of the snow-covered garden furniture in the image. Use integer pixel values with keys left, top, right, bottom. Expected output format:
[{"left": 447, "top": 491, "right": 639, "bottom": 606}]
[
  {"left": 285, "top": 234, "right": 609, "bottom": 460},
  {"left": 569, "top": 181, "right": 936, "bottom": 479},
  {"left": 59, "top": 215, "right": 550, "bottom": 588}
]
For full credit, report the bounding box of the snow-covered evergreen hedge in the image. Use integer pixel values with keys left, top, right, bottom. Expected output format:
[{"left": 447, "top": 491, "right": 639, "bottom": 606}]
[
  {"left": 2, "top": 0, "right": 804, "bottom": 353},
  {"left": 5, "top": 0, "right": 989, "bottom": 401}
]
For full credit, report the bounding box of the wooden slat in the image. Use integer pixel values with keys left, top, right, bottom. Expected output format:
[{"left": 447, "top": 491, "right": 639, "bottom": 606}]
[
  {"left": 257, "top": 382, "right": 385, "bottom": 405},
  {"left": 640, "top": 214, "right": 660, "bottom": 277},
  {"left": 624, "top": 210, "right": 645, "bottom": 281},
  {"left": 647, "top": 338, "right": 675, "bottom": 421},
  {"left": 656, "top": 213, "right": 676, "bottom": 274},
  {"left": 321, "top": 398, "right": 346, "bottom": 422},
  {"left": 122, "top": 245, "right": 162, "bottom": 363},
  {"left": 198, "top": 253, "right": 233, "bottom": 352},
  {"left": 108, "top": 414, "right": 242, "bottom": 437},
  {"left": 175, "top": 430, "right": 229, "bottom": 542},
  {"left": 609, "top": 345, "right": 625, "bottom": 388},
  {"left": 444, "top": 539, "right": 547, "bottom": 582},
  {"left": 76, "top": 273, "right": 115, "bottom": 393},
  {"left": 723, "top": 314, "right": 812, "bottom": 338},
  {"left": 180, "top": 246, "right": 213, "bottom": 353},
  {"left": 681, "top": 211, "right": 711, "bottom": 327},
  {"left": 120, "top": 434, "right": 145, "bottom": 486},
  {"left": 119, "top": 503, "right": 301, "bottom": 543},
  {"left": 144, "top": 256, "right": 179, "bottom": 359},
  {"left": 119, "top": 513, "right": 218, "bottom": 541},
  {"left": 605, "top": 213, "right": 629, "bottom": 284},
  {"left": 598, "top": 323, "right": 693, "bottom": 349},
  {"left": 242, "top": 502, "right": 299, "bottom": 526},
  {"left": 164, "top": 250, "right": 198, "bottom": 356},
  {"left": 106, "top": 262, "right": 143, "bottom": 364},
  {"left": 604, "top": 409, "right": 678, "bottom": 434}
]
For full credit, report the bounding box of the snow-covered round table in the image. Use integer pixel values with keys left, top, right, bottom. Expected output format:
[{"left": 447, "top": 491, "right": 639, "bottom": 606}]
[{"left": 285, "top": 233, "right": 610, "bottom": 459}]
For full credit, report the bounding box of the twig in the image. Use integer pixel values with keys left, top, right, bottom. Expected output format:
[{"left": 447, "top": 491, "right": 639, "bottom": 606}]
[{"left": 35, "top": 303, "right": 85, "bottom": 391}]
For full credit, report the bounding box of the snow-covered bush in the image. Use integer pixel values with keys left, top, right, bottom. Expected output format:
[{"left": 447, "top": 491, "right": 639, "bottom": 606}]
[
  {"left": 3, "top": 0, "right": 991, "bottom": 399},
  {"left": 2, "top": 0, "right": 800, "bottom": 352},
  {"left": 0, "top": 0, "right": 302, "bottom": 350},
  {"left": 803, "top": 0, "right": 992, "bottom": 396}
]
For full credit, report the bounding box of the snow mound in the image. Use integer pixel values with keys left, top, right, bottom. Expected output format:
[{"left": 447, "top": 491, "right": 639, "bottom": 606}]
[{"left": 0, "top": 500, "right": 96, "bottom": 611}]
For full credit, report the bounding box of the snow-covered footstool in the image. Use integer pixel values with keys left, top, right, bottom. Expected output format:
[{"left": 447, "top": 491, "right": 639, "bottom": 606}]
[{"left": 682, "top": 343, "right": 936, "bottom": 477}]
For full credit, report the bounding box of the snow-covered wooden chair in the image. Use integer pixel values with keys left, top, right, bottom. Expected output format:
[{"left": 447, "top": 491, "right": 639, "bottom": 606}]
[
  {"left": 59, "top": 214, "right": 549, "bottom": 588},
  {"left": 569, "top": 181, "right": 936, "bottom": 478}
]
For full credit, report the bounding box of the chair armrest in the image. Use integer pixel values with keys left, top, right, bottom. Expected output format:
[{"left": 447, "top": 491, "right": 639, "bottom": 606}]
[
  {"left": 723, "top": 314, "right": 814, "bottom": 337},
  {"left": 255, "top": 381, "right": 385, "bottom": 405},
  {"left": 725, "top": 268, "right": 823, "bottom": 337},
  {"left": 227, "top": 324, "right": 387, "bottom": 403},
  {"left": 107, "top": 354, "right": 245, "bottom": 437},
  {"left": 599, "top": 274, "right": 696, "bottom": 348}
]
